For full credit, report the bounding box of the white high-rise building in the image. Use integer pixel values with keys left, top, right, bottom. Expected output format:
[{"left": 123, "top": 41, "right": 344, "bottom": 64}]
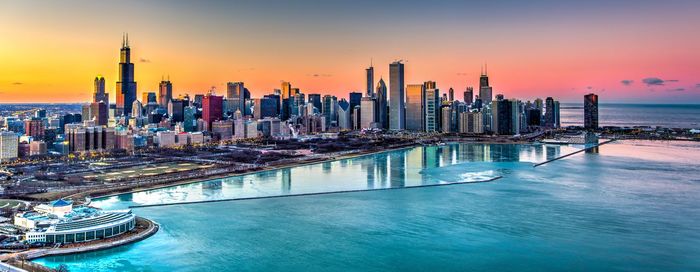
[
  {"left": 0, "top": 131, "right": 18, "bottom": 162},
  {"left": 360, "top": 97, "right": 376, "bottom": 129}
]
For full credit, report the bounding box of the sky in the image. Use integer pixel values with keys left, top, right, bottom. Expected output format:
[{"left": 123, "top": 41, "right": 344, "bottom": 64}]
[{"left": 0, "top": 0, "right": 699, "bottom": 104}]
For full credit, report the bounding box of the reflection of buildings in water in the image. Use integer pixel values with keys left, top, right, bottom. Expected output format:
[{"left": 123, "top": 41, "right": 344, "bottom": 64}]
[
  {"left": 117, "top": 193, "right": 133, "bottom": 202},
  {"left": 322, "top": 161, "right": 332, "bottom": 173},
  {"left": 439, "top": 146, "right": 452, "bottom": 167},
  {"left": 281, "top": 168, "right": 291, "bottom": 194},
  {"left": 449, "top": 144, "right": 457, "bottom": 165},
  {"left": 202, "top": 180, "right": 222, "bottom": 190},
  {"left": 375, "top": 154, "right": 389, "bottom": 188},
  {"left": 546, "top": 145, "right": 560, "bottom": 160},
  {"left": 535, "top": 144, "right": 544, "bottom": 161},
  {"left": 518, "top": 144, "right": 539, "bottom": 162},
  {"left": 405, "top": 147, "right": 424, "bottom": 185},
  {"left": 339, "top": 159, "right": 348, "bottom": 168},
  {"left": 463, "top": 144, "right": 488, "bottom": 162},
  {"left": 389, "top": 151, "right": 406, "bottom": 188},
  {"left": 254, "top": 171, "right": 277, "bottom": 179},
  {"left": 490, "top": 144, "right": 520, "bottom": 162},
  {"left": 222, "top": 176, "right": 245, "bottom": 188},
  {"left": 586, "top": 146, "right": 599, "bottom": 154},
  {"left": 365, "top": 161, "right": 375, "bottom": 189},
  {"left": 422, "top": 146, "right": 440, "bottom": 185},
  {"left": 201, "top": 180, "right": 223, "bottom": 198}
]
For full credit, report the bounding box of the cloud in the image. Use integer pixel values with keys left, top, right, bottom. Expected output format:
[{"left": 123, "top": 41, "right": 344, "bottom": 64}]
[
  {"left": 642, "top": 77, "right": 665, "bottom": 86},
  {"left": 642, "top": 77, "right": 679, "bottom": 86},
  {"left": 12, "top": 82, "right": 23, "bottom": 85},
  {"left": 696, "top": 83, "right": 700, "bottom": 88},
  {"left": 139, "top": 58, "right": 151, "bottom": 63},
  {"left": 667, "top": 88, "right": 685, "bottom": 92},
  {"left": 620, "top": 80, "right": 633, "bottom": 86},
  {"left": 309, "top": 73, "right": 332, "bottom": 77},
  {"left": 456, "top": 72, "right": 468, "bottom": 76},
  {"left": 586, "top": 86, "right": 593, "bottom": 90}
]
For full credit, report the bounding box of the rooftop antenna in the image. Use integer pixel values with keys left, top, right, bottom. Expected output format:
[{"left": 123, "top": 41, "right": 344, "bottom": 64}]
[
  {"left": 370, "top": 58, "right": 373, "bottom": 67},
  {"left": 122, "top": 33, "right": 125, "bottom": 47},
  {"left": 485, "top": 62, "right": 488, "bottom": 75},
  {"left": 126, "top": 33, "right": 129, "bottom": 47}
]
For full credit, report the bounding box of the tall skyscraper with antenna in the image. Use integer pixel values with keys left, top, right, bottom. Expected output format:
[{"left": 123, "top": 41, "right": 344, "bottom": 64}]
[
  {"left": 116, "top": 33, "right": 137, "bottom": 116},
  {"left": 478, "top": 64, "right": 492, "bottom": 106}
]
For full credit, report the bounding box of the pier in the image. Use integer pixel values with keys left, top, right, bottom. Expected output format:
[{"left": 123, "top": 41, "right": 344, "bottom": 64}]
[
  {"left": 533, "top": 139, "right": 616, "bottom": 168},
  {"left": 129, "top": 176, "right": 503, "bottom": 209}
]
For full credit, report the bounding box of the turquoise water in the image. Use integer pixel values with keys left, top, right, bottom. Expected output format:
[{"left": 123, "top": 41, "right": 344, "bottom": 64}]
[{"left": 35, "top": 141, "right": 700, "bottom": 271}]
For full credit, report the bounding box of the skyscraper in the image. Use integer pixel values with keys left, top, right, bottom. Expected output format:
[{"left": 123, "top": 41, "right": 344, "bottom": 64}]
[
  {"left": 203, "top": 92, "right": 224, "bottom": 131},
  {"left": 92, "top": 101, "right": 108, "bottom": 126},
  {"left": 584, "top": 93, "right": 599, "bottom": 130},
  {"left": 464, "top": 87, "right": 474, "bottom": 105},
  {"left": 492, "top": 99, "right": 520, "bottom": 135},
  {"left": 544, "top": 97, "right": 560, "bottom": 129},
  {"left": 226, "top": 82, "right": 246, "bottom": 115},
  {"left": 337, "top": 99, "right": 352, "bottom": 130},
  {"left": 253, "top": 98, "right": 277, "bottom": 120},
  {"left": 360, "top": 97, "right": 376, "bottom": 129},
  {"left": 441, "top": 106, "right": 452, "bottom": 133},
  {"left": 405, "top": 84, "right": 424, "bottom": 131},
  {"left": 0, "top": 131, "right": 18, "bottom": 162},
  {"left": 366, "top": 65, "right": 374, "bottom": 97},
  {"left": 93, "top": 76, "right": 108, "bottom": 106},
  {"left": 389, "top": 61, "right": 405, "bottom": 130},
  {"left": 308, "top": 94, "right": 322, "bottom": 113},
  {"left": 24, "top": 118, "right": 45, "bottom": 139},
  {"left": 281, "top": 82, "right": 292, "bottom": 100},
  {"left": 322, "top": 95, "right": 337, "bottom": 128},
  {"left": 158, "top": 79, "right": 173, "bottom": 109},
  {"left": 349, "top": 92, "right": 363, "bottom": 112},
  {"left": 448, "top": 87, "right": 454, "bottom": 102},
  {"left": 116, "top": 33, "right": 137, "bottom": 116},
  {"left": 143, "top": 92, "right": 157, "bottom": 105},
  {"left": 376, "top": 78, "right": 388, "bottom": 129},
  {"left": 424, "top": 88, "right": 440, "bottom": 132},
  {"left": 478, "top": 66, "right": 492, "bottom": 106}
]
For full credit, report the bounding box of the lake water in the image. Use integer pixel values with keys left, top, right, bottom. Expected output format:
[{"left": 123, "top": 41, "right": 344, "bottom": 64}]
[
  {"left": 35, "top": 141, "right": 700, "bottom": 271},
  {"left": 560, "top": 103, "right": 700, "bottom": 128}
]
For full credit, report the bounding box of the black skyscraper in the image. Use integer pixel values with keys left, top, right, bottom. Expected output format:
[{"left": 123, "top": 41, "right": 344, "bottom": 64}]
[
  {"left": 584, "top": 93, "right": 599, "bottom": 130},
  {"left": 116, "top": 33, "right": 137, "bottom": 116}
]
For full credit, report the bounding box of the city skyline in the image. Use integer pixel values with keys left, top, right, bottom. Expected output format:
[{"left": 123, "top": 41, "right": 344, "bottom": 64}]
[{"left": 1, "top": 0, "right": 700, "bottom": 104}]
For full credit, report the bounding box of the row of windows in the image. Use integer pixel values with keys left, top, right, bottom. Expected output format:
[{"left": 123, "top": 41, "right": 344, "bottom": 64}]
[{"left": 45, "top": 218, "right": 135, "bottom": 244}]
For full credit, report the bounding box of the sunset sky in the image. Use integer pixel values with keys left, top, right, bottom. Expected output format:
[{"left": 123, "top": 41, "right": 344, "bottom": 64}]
[{"left": 1, "top": 0, "right": 699, "bottom": 103}]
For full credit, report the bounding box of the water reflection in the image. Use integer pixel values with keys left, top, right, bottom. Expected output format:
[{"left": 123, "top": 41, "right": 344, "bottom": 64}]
[{"left": 94, "top": 143, "right": 574, "bottom": 209}]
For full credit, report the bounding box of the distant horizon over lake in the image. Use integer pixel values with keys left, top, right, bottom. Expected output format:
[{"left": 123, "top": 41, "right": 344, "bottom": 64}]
[{"left": 1, "top": 102, "right": 699, "bottom": 129}]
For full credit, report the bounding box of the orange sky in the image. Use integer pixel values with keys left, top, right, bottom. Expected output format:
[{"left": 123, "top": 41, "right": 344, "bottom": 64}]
[{"left": 1, "top": 1, "right": 699, "bottom": 104}]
